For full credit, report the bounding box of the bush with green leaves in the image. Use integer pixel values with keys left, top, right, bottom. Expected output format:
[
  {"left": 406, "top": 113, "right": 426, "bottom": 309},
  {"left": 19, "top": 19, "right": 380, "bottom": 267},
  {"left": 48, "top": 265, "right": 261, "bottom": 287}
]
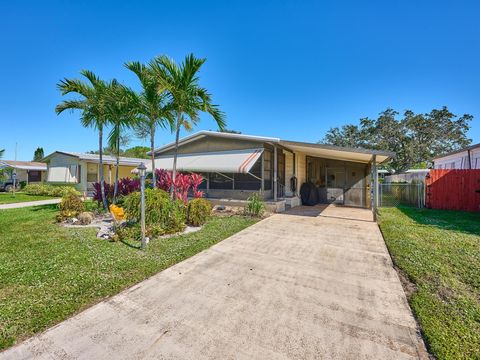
[
  {"left": 244, "top": 193, "right": 265, "bottom": 217},
  {"left": 24, "top": 184, "right": 79, "bottom": 197},
  {"left": 57, "top": 193, "right": 85, "bottom": 221},
  {"left": 186, "top": 198, "right": 212, "bottom": 226},
  {"left": 123, "top": 189, "right": 185, "bottom": 236}
]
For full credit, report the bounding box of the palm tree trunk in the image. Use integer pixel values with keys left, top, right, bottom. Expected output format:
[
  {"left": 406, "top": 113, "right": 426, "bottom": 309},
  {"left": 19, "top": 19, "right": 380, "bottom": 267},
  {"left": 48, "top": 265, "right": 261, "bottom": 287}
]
[
  {"left": 170, "top": 116, "right": 181, "bottom": 199},
  {"left": 151, "top": 126, "right": 156, "bottom": 188},
  {"left": 99, "top": 127, "right": 108, "bottom": 210},
  {"left": 113, "top": 130, "right": 120, "bottom": 202}
]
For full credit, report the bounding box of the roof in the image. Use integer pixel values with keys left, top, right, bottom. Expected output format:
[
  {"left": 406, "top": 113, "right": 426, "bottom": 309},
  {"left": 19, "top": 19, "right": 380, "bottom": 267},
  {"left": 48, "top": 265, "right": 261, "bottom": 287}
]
[
  {"left": 150, "top": 130, "right": 394, "bottom": 164},
  {"left": 0, "top": 160, "right": 47, "bottom": 171},
  {"left": 146, "top": 148, "right": 263, "bottom": 174},
  {"left": 44, "top": 151, "right": 147, "bottom": 166},
  {"left": 433, "top": 143, "right": 480, "bottom": 160}
]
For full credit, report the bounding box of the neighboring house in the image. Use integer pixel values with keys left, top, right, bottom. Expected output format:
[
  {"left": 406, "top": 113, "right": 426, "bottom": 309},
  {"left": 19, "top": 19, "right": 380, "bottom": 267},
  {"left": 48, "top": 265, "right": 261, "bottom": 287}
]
[
  {"left": 384, "top": 169, "right": 430, "bottom": 183},
  {"left": 43, "top": 152, "right": 146, "bottom": 196},
  {"left": 149, "top": 131, "right": 393, "bottom": 209},
  {"left": 433, "top": 143, "right": 480, "bottom": 169},
  {"left": 378, "top": 169, "right": 393, "bottom": 181},
  {"left": 0, "top": 160, "right": 47, "bottom": 184}
]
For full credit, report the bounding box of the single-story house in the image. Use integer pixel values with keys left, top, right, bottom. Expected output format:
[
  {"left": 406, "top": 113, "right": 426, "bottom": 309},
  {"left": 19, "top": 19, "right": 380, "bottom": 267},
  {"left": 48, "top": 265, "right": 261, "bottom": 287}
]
[
  {"left": 433, "top": 143, "right": 480, "bottom": 169},
  {"left": 0, "top": 160, "right": 47, "bottom": 184},
  {"left": 148, "top": 131, "right": 393, "bottom": 210},
  {"left": 43, "top": 151, "right": 146, "bottom": 196}
]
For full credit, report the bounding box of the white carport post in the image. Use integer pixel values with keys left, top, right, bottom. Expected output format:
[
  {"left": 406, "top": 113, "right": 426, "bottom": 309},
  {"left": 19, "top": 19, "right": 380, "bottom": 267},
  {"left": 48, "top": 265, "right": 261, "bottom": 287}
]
[
  {"left": 371, "top": 154, "right": 378, "bottom": 221},
  {"left": 273, "top": 145, "right": 278, "bottom": 201}
]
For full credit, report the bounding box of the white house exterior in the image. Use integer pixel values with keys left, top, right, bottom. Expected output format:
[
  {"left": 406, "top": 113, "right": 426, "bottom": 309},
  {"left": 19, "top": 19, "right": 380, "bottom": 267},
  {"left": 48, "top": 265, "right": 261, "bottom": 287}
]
[
  {"left": 433, "top": 143, "right": 480, "bottom": 169},
  {"left": 43, "top": 152, "right": 146, "bottom": 196}
]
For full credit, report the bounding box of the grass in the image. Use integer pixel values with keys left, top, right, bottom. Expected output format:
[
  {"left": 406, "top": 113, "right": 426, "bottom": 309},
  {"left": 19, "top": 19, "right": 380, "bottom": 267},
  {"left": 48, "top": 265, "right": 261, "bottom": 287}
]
[
  {"left": 0, "top": 192, "right": 56, "bottom": 204},
  {"left": 0, "top": 205, "right": 257, "bottom": 350},
  {"left": 379, "top": 206, "right": 480, "bottom": 359}
]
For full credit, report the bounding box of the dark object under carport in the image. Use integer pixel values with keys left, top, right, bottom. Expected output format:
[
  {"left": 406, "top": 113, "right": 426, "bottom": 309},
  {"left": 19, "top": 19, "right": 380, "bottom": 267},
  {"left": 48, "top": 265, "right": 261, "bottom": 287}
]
[{"left": 300, "top": 182, "right": 319, "bottom": 206}]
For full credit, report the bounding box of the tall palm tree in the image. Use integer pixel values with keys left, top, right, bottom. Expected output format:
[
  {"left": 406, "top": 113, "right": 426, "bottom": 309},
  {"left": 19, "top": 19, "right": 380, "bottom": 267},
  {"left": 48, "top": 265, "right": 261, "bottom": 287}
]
[
  {"left": 151, "top": 54, "right": 226, "bottom": 197},
  {"left": 125, "top": 61, "right": 173, "bottom": 188},
  {"left": 55, "top": 70, "right": 109, "bottom": 209},
  {"left": 105, "top": 80, "right": 137, "bottom": 202}
]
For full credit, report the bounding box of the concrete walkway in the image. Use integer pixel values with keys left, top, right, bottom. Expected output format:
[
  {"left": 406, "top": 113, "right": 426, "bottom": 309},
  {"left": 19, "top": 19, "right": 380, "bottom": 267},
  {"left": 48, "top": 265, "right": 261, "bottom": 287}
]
[
  {"left": 1, "top": 204, "right": 428, "bottom": 359},
  {"left": 0, "top": 198, "right": 61, "bottom": 210}
]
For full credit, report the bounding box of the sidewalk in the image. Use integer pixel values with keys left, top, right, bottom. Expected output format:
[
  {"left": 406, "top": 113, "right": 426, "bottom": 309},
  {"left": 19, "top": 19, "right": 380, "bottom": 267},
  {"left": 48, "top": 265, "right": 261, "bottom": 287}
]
[{"left": 0, "top": 198, "right": 61, "bottom": 210}]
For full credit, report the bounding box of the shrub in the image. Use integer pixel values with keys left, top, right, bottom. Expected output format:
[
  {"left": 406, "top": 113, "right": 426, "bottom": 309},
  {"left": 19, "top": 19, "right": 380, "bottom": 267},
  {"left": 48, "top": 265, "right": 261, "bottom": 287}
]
[
  {"left": 186, "top": 198, "right": 212, "bottom": 226},
  {"left": 123, "top": 188, "right": 185, "bottom": 235},
  {"left": 92, "top": 178, "right": 140, "bottom": 205},
  {"left": 24, "top": 184, "right": 79, "bottom": 197},
  {"left": 244, "top": 193, "right": 265, "bottom": 217},
  {"left": 57, "top": 193, "right": 85, "bottom": 221},
  {"left": 113, "top": 224, "right": 142, "bottom": 242}
]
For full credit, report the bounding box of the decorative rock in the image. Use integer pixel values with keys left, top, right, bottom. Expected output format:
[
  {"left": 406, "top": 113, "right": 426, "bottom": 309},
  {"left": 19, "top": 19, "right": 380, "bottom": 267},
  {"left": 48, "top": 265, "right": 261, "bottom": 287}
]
[{"left": 78, "top": 212, "right": 94, "bottom": 225}]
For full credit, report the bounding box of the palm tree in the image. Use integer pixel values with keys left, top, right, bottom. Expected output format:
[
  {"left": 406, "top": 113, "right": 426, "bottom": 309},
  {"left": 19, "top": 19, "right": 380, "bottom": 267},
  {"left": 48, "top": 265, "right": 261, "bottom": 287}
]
[
  {"left": 151, "top": 54, "right": 226, "bottom": 197},
  {"left": 125, "top": 61, "right": 173, "bottom": 188},
  {"left": 105, "top": 80, "right": 137, "bottom": 202},
  {"left": 55, "top": 70, "right": 109, "bottom": 210}
]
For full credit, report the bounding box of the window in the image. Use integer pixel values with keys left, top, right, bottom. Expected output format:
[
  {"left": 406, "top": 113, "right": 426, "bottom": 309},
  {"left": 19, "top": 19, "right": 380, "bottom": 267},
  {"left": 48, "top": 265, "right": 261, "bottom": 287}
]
[
  {"left": 28, "top": 170, "right": 41, "bottom": 182},
  {"left": 209, "top": 172, "right": 233, "bottom": 189},
  {"left": 234, "top": 159, "right": 262, "bottom": 190}
]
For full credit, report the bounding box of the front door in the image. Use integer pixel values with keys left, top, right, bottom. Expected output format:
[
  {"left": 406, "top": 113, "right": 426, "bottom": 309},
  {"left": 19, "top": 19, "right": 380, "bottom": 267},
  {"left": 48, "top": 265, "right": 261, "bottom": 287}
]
[
  {"left": 86, "top": 163, "right": 98, "bottom": 193},
  {"left": 326, "top": 167, "right": 345, "bottom": 204},
  {"left": 344, "top": 165, "right": 366, "bottom": 207}
]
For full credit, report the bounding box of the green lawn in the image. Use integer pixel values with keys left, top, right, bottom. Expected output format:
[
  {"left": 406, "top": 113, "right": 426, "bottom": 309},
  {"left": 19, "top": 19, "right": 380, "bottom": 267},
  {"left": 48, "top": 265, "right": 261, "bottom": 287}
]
[
  {"left": 0, "top": 192, "right": 56, "bottom": 204},
  {"left": 0, "top": 205, "right": 257, "bottom": 350},
  {"left": 379, "top": 207, "right": 480, "bottom": 360}
]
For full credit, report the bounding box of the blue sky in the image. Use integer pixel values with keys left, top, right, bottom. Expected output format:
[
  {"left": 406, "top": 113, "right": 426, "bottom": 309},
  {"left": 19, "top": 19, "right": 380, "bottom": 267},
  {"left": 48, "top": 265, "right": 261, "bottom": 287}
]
[{"left": 0, "top": 0, "right": 479, "bottom": 160}]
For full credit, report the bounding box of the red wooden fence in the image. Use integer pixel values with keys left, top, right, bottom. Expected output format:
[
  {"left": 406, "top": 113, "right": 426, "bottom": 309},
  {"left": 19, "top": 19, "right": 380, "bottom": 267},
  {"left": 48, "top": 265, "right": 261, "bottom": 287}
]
[{"left": 426, "top": 169, "right": 480, "bottom": 212}]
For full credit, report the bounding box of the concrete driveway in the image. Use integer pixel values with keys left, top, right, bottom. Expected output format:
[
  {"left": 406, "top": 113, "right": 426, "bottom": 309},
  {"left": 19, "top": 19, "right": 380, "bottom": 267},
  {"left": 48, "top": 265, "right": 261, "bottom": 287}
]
[{"left": 1, "top": 204, "right": 428, "bottom": 359}]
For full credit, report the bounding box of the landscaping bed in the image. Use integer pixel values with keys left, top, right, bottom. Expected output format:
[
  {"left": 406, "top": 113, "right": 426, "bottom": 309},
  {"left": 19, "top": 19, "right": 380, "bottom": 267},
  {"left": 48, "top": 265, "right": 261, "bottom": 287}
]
[
  {"left": 379, "top": 206, "right": 480, "bottom": 359},
  {"left": 0, "top": 204, "right": 257, "bottom": 350}
]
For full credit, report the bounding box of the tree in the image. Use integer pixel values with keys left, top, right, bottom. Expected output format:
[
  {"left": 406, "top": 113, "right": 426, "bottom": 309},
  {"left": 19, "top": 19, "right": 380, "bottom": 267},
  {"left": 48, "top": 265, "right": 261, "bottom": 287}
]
[
  {"left": 33, "top": 147, "right": 44, "bottom": 162},
  {"left": 105, "top": 80, "right": 137, "bottom": 202},
  {"left": 125, "top": 60, "right": 173, "bottom": 189},
  {"left": 56, "top": 70, "right": 110, "bottom": 210},
  {"left": 151, "top": 54, "right": 226, "bottom": 197},
  {"left": 321, "top": 107, "right": 473, "bottom": 172},
  {"left": 123, "top": 146, "right": 150, "bottom": 159}
]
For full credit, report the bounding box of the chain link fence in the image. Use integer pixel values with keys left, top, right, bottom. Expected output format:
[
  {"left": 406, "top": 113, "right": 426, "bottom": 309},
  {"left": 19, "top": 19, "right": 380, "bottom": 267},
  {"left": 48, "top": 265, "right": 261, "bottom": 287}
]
[{"left": 379, "top": 183, "right": 425, "bottom": 208}]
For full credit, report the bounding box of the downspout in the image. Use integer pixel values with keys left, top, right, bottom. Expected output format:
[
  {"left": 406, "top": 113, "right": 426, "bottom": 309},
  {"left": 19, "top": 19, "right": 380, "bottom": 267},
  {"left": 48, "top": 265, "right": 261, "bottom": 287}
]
[{"left": 273, "top": 145, "right": 278, "bottom": 201}]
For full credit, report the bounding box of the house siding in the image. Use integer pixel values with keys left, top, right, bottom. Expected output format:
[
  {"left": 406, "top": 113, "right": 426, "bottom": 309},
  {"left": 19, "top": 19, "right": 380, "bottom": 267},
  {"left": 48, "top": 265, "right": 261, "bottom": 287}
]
[
  {"left": 159, "top": 137, "right": 263, "bottom": 156},
  {"left": 434, "top": 146, "right": 480, "bottom": 169}
]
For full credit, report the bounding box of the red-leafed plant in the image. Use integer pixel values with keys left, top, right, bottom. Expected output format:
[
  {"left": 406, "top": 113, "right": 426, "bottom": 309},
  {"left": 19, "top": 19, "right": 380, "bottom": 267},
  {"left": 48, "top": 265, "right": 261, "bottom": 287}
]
[
  {"left": 93, "top": 177, "right": 140, "bottom": 204},
  {"left": 155, "top": 169, "right": 204, "bottom": 203},
  {"left": 190, "top": 173, "right": 204, "bottom": 198},
  {"left": 155, "top": 169, "right": 172, "bottom": 192}
]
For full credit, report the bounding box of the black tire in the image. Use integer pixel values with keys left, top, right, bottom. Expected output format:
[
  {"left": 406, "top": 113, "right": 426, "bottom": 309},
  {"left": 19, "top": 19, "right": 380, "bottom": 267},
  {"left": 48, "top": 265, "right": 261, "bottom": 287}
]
[{"left": 4, "top": 184, "right": 13, "bottom": 192}]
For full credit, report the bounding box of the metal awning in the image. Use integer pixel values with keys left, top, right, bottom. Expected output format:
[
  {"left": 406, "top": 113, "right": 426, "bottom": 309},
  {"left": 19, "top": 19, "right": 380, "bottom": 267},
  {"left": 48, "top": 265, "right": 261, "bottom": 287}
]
[{"left": 147, "top": 148, "right": 264, "bottom": 173}]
